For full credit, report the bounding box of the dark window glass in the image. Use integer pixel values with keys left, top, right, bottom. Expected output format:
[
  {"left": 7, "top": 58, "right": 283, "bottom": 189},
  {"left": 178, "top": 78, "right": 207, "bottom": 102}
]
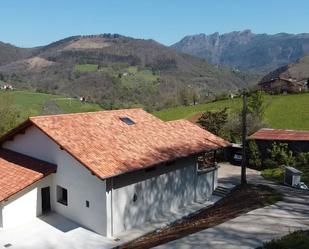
[
  {"left": 120, "top": 117, "right": 135, "bottom": 125},
  {"left": 57, "top": 186, "right": 68, "bottom": 206}
]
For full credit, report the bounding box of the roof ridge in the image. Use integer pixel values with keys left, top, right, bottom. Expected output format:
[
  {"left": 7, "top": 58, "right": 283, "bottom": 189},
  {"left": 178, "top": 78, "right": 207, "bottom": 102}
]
[{"left": 29, "top": 108, "right": 144, "bottom": 119}]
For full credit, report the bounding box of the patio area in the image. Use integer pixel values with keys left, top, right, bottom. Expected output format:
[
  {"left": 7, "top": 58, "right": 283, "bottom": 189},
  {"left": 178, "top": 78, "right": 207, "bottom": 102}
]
[{"left": 0, "top": 213, "right": 119, "bottom": 249}]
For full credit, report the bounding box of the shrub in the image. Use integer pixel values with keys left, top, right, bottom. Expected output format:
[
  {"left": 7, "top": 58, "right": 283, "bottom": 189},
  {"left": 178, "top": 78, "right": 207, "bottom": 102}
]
[
  {"left": 263, "top": 158, "right": 278, "bottom": 169},
  {"left": 297, "top": 152, "right": 309, "bottom": 165},
  {"left": 248, "top": 140, "right": 262, "bottom": 168},
  {"left": 197, "top": 108, "right": 228, "bottom": 136},
  {"left": 268, "top": 142, "right": 295, "bottom": 166}
]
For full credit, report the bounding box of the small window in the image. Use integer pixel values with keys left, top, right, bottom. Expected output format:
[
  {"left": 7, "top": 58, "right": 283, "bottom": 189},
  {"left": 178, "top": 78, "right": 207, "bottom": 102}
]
[
  {"left": 86, "top": 200, "right": 90, "bottom": 208},
  {"left": 120, "top": 117, "right": 135, "bottom": 125},
  {"left": 132, "top": 193, "right": 137, "bottom": 203},
  {"left": 57, "top": 186, "right": 68, "bottom": 206},
  {"left": 197, "top": 151, "right": 216, "bottom": 172}
]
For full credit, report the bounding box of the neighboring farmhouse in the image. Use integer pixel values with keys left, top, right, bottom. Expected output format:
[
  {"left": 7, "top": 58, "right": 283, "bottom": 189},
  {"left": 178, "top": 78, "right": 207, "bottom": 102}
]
[
  {"left": 0, "top": 109, "right": 228, "bottom": 237},
  {"left": 258, "top": 77, "right": 308, "bottom": 94},
  {"left": 250, "top": 128, "right": 309, "bottom": 158}
]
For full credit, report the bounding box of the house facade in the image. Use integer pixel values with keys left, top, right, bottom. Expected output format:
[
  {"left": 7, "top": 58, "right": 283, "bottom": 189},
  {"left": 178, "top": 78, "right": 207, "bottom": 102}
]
[
  {"left": 0, "top": 109, "right": 228, "bottom": 237},
  {"left": 259, "top": 78, "right": 307, "bottom": 94}
]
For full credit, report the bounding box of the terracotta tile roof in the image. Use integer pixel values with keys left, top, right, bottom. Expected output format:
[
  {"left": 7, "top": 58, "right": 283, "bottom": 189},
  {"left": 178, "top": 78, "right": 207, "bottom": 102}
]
[
  {"left": 0, "top": 149, "right": 56, "bottom": 202},
  {"left": 250, "top": 128, "right": 309, "bottom": 141},
  {"left": 1, "top": 109, "right": 229, "bottom": 179}
]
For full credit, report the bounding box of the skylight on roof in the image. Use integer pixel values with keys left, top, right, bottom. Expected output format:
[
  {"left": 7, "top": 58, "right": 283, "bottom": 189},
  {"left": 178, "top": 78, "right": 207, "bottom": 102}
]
[{"left": 120, "top": 117, "right": 135, "bottom": 125}]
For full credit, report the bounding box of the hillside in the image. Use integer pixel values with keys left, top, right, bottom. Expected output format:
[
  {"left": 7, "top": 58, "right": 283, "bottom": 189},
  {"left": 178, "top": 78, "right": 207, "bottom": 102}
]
[
  {"left": 260, "top": 55, "right": 309, "bottom": 83},
  {"left": 172, "top": 30, "right": 309, "bottom": 73},
  {"left": 0, "top": 41, "right": 33, "bottom": 67},
  {"left": 0, "top": 34, "right": 259, "bottom": 110},
  {"left": 0, "top": 90, "right": 102, "bottom": 117},
  {"left": 154, "top": 93, "right": 309, "bottom": 130}
]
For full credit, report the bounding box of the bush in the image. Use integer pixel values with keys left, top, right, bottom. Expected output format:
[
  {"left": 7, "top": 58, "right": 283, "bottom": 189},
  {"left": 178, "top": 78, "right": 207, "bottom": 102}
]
[
  {"left": 263, "top": 158, "right": 278, "bottom": 169},
  {"left": 268, "top": 142, "right": 295, "bottom": 166},
  {"left": 261, "top": 167, "right": 285, "bottom": 183},
  {"left": 297, "top": 152, "right": 309, "bottom": 165},
  {"left": 248, "top": 140, "right": 262, "bottom": 168},
  {"left": 197, "top": 108, "right": 228, "bottom": 136}
]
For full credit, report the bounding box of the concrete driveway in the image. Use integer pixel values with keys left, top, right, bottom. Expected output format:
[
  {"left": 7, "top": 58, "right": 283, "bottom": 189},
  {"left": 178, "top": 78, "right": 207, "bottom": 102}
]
[
  {"left": 0, "top": 213, "right": 119, "bottom": 249},
  {"left": 155, "top": 164, "right": 309, "bottom": 249}
]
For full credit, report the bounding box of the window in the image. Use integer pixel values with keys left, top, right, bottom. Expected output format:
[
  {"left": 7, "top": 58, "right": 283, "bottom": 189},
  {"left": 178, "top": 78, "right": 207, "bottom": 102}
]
[
  {"left": 57, "top": 186, "right": 68, "bottom": 206},
  {"left": 120, "top": 117, "right": 135, "bottom": 125},
  {"left": 132, "top": 193, "right": 137, "bottom": 203},
  {"left": 86, "top": 200, "right": 90, "bottom": 208},
  {"left": 197, "top": 151, "right": 216, "bottom": 172}
]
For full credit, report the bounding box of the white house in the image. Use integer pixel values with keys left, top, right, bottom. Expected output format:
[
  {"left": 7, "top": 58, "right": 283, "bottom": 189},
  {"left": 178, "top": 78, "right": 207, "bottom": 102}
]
[{"left": 0, "top": 109, "right": 228, "bottom": 237}]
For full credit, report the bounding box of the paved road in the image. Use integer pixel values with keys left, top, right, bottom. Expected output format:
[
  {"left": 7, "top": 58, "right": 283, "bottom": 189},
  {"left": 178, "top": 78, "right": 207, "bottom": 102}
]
[{"left": 155, "top": 164, "right": 309, "bottom": 249}]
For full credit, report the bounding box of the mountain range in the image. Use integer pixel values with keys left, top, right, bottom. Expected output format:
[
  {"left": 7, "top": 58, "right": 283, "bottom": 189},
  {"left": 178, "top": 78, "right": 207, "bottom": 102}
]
[
  {"left": 0, "top": 34, "right": 258, "bottom": 110},
  {"left": 172, "top": 30, "right": 309, "bottom": 73}
]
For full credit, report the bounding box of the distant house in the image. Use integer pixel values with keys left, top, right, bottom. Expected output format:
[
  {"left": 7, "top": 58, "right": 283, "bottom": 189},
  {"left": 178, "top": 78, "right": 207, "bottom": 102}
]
[
  {"left": 259, "top": 77, "right": 307, "bottom": 94},
  {"left": 0, "top": 109, "right": 229, "bottom": 237},
  {"left": 0, "top": 84, "right": 14, "bottom": 91},
  {"left": 249, "top": 128, "right": 309, "bottom": 158}
]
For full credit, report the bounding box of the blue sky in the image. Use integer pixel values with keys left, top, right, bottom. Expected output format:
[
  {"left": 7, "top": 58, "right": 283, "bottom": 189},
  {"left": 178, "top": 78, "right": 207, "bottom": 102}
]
[{"left": 1, "top": 0, "right": 309, "bottom": 47}]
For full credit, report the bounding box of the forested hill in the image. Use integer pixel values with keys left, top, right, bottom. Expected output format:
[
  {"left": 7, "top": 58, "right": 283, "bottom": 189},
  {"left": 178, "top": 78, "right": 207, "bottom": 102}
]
[{"left": 0, "top": 34, "right": 259, "bottom": 110}]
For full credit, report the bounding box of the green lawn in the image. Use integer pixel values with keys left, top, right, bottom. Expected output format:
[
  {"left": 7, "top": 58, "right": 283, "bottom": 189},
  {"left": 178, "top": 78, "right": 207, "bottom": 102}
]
[
  {"left": 154, "top": 97, "right": 242, "bottom": 121},
  {"left": 74, "top": 64, "right": 98, "bottom": 73},
  {"left": 154, "top": 93, "right": 309, "bottom": 130},
  {"left": 55, "top": 98, "right": 102, "bottom": 113},
  {"left": 0, "top": 91, "right": 102, "bottom": 117},
  {"left": 257, "top": 230, "right": 309, "bottom": 249}
]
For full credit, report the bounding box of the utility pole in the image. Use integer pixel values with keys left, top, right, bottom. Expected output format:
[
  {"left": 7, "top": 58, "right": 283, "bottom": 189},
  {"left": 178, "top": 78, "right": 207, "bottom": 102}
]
[{"left": 241, "top": 89, "right": 248, "bottom": 185}]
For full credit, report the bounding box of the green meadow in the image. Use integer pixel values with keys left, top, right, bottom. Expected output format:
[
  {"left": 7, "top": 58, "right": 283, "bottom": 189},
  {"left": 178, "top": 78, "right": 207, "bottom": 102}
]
[
  {"left": 154, "top": 93, "right": 309, "bottom": 130},
  {"left": 2, "top": 91, "right": 309, "bottom": 131},
  {"left": 0, "top": 91, "right": 102, "bottom": 117}
]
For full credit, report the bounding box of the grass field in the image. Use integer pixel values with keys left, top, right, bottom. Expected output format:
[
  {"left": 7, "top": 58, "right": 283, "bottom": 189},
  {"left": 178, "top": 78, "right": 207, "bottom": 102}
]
[
  {"left": 0, "top": 91, "right": 102, "bottom": 117},
  {"left": 154, "top": 93, "right": 309, "bottom": 130},
  {"left": 74, "top": 64, "right": 98, "bottom": 73}
]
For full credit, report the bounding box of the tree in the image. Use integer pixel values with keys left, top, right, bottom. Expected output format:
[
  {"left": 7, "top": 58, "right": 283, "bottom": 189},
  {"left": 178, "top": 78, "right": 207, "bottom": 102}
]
[
  {"left": 0, "top": 93, "right": 21, "bottom": 136},
  {"left": 179, "top": 88, "right": 190, "bottom": 106},
  {"left": 197, "top": 108, "right": 228, "bottom": 136},
  {"left": 248, "top": 91, "right": 265, "bottom": 119}
]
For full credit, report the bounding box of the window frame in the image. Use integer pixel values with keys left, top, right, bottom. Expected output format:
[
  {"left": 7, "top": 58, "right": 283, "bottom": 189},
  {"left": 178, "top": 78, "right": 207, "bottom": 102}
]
[
  {"left": 57, "top": 185, "right": 68, "bottom": 206},
  {"left": 197, "top": 150, "right": 217, "bottom": 173}
]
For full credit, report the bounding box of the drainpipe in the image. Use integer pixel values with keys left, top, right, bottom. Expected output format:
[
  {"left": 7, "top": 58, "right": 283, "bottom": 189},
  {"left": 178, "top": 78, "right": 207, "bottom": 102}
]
[{"left": 111, "top": 177, "right": 114, "bottom": 237}]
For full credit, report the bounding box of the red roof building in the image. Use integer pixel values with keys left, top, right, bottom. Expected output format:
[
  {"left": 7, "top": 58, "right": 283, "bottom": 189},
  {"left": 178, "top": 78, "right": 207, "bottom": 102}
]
[{"left": 0, "top": 109, "right": 229, "bottom": 236}]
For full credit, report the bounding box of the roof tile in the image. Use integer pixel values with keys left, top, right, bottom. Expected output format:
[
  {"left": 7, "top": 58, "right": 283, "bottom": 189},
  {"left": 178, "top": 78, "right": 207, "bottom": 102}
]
[
  {"left": 2, "top": 109, "right": 229, "bottom": 180},
  {"left": 0, "top": 149, "right": 56, "bottom": 202}
]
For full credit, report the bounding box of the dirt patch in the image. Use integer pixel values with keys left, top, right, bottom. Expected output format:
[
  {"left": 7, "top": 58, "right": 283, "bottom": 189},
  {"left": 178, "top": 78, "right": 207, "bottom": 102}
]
[
  {"left": 114, "top": 184, "right": 282, "bottom": 249},
  {"left": 186, "top": 112, "right": 203, "bottom": 124}
]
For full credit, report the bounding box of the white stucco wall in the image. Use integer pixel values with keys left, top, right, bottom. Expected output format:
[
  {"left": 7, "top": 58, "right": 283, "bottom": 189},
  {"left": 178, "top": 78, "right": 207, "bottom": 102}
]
[
  {"left": 108, "top": 157, "right": 217, "bottom": 235},
  {"left": 3, "top": 126, "right": 108, "bottom": 235},
  {"left": 0, "top": 175, "right": 52, "bottom": 229}
]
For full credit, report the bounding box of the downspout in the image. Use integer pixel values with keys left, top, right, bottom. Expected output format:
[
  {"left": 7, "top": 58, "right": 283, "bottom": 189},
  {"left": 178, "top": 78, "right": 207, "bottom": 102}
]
[
  {"left": 111, "top": 177, "right": 114, "bottom": 237},
  {"left": 194, "top": 156, "right": 197, "bottom": 202}
]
